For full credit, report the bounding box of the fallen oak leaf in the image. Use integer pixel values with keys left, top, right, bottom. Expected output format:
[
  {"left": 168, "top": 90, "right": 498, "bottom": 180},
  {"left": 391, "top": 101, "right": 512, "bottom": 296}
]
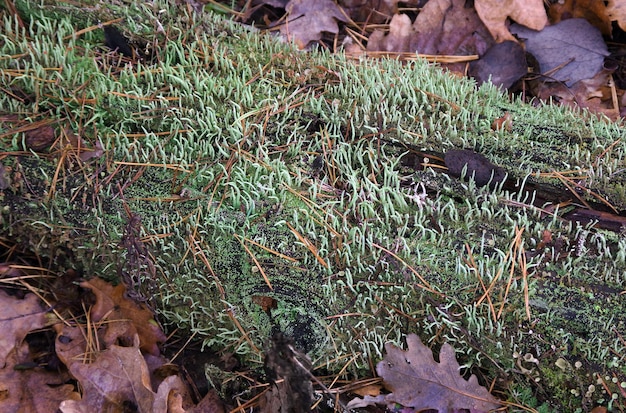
[
  {"left": 367, "top": 13, "right": 413, "bottom": 53},
  {"left": 59, "top": 335, "right": 199, "bottom": 413},
  {"left": 349, "top": 334, "right": 502, "bottom": 412},
  {"left": 410, "top": 0, "right": 494, "bottom": 57},
  {"left": 475, "top": 0, "right": 548, "bottom": 43},
  {"left": 59, "top": 336, "right": 155, "bottom": 413},
  {"left": 80, "top": 278, "right": 166, "bottom": 355},
  {"left": 511, "top": 18, "right": 609, "bottom": 87},
  {"left": 380, "top": 334, "right": 502, "bottom": 412}
]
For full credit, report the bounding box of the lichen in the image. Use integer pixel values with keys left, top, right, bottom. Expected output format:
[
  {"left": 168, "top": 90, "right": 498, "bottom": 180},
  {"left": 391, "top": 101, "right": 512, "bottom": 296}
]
[{"left": 1, "top": 0, "right": 626, "bottom": 409}]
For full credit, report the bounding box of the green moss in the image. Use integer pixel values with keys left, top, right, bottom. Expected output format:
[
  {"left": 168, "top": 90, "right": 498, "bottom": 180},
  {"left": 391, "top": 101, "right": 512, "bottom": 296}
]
[{"left": 2, "top": 0, "right": 626, "bottom": 409}]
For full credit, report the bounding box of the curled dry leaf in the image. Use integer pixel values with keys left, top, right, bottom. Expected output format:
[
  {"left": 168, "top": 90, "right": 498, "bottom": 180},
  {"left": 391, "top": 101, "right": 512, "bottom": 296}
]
[
  {"left": 367, "top": 13, "right": 413, "bottom": 53},
  {"left": 469, "top": 41, "right": 527, "bottom": 89},
  {"left": 24, "top": 124, "right": 56, "bottom": 151},
  {"left": 475, "top": 0, "right": 548, "bottom": 43},
  {"left": 59, "top": 336, "right": 157, "bottom": 413}
]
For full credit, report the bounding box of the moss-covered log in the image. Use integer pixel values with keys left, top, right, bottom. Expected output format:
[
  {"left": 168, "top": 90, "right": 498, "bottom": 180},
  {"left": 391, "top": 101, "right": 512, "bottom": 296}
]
[{"left": 1, "top": 1, "right": 626, "bottom": 409}]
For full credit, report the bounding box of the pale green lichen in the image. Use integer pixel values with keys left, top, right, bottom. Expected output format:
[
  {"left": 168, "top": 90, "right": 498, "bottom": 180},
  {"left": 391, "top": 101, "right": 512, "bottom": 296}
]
[{"left": 1, "top": 0, "right": 626, "bottom": 409}]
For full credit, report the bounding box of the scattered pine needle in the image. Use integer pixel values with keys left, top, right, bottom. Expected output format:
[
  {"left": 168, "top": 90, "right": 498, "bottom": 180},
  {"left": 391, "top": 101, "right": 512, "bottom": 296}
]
[
  {"left": 285, "top": 221, "right": 329, "bottom": 269},
  {"left": 371, "top": 243, "right": 442, "bottom": 297},
  {"left": 234, "top": 233, "right": 273, "bottom": 290}
]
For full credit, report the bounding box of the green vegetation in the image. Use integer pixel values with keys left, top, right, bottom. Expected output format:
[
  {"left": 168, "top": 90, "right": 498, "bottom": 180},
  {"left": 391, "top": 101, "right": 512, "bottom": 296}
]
[{"left": 1, "top": 0, "right": 625, "bottom": 409}]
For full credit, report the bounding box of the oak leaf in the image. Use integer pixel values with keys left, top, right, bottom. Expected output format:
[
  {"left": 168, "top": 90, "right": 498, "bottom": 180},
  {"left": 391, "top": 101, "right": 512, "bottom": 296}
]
[
  {"left": 80, "top": 278, "right": 166, "bottom": 355},
  {"left": 475, "top": 0, "right": 548, "bottom": 42},
  {"left": 349, "top": 334, "right": 502, "bottom": 412},
  {"left": 59, "top": 336, "right": 187, "bottom": 413}
]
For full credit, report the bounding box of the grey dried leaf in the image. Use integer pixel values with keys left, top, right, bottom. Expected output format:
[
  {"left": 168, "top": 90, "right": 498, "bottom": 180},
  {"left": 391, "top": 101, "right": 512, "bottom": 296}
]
[{"left": 511, "top": 18, "right": 609, "bottom": 87}]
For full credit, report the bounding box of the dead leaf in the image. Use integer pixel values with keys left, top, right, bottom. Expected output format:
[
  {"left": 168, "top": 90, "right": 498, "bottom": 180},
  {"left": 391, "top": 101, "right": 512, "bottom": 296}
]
[
  {"left": 532, "top": 67, "right": 619, "bottom": 119},
  {"left": 80, "top": 278, "right": 166, "bottom": 356},
  {"left": 341, "top": 0, "right": 398, "bottom": 24},
  {"left": 511, "top": 18, "right": 609, "bottom": 87},
  {"left": 491, "top": 112, "right": 513, "bottom": 131},
  {"left": 410, "top": 0, "right": 494, "bottom": 56},
  {"left": 0, "top": 342, "right": 78, "bottom": 412},
  {"left": 153, "top": 374, "right": 194, "bottom": 413},
  {"left": 281, "top": 0, "right": 347, "bottom": 49},
  {"left": 607, "top": 0, "right": 626, "bottom": 31},
  {"left": 0, "top": 290, "right": 47, "bottom": 367},
  {"left": 367, "top": 13, "right": 413, "bottom": 52},
  {"left": 381, "top": 334, "right": 501, "bottom": 412},
  {"left": 24, "top": 125, "right": 56, "bottom": 151},
  {"left": 59, "top": 336, "right": 155, "bottom": 413},
  {"left": 468, "top": 40, "right": 527, "bottom": 89},
  {"left": 548, "top": 0, "right": 611, "bottom": 35},
  {"left": 475, "top": 0, "right": 548, "bottom": 42}
]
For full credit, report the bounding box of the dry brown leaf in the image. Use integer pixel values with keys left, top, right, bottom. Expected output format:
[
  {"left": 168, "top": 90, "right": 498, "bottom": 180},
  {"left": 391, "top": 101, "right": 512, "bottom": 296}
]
[
  {"left": 80, "top": 278, "right": 166, "bottom": 355},
  {"left": 468, "top": 40, "right": 527, "bottom": 89},
  {"left": 0, "top": 290, "right": 47, "bottom": 367},
  {"left": 411, "top": 0, "right": 494, "bottom": 56},
  {"left": 59, "top": 335, "right": 202, "bottom": 413},
  {"left": 281, "top": 0, "right": 347, "bottom": 48},
  {"left": 24, "top": 124, "right": 56, "bottom": 151},
  {"left": 475, "top": 0, "right": 548, "bottom": 42},
  {"left": 367, "top": 13, "right": 413, "bottom": 52},
  {"left": 532, "top": 68, "right": 619, "bottom": 120},
  {"left": 607, "top": 0, "right": 626, "bottom": 31},
  {"left": 548, "top": 0, "right": 611, "bottom": 35},
  {"left": 55, "top": 323, "right": 91, "bottom": 368},
  {"left": 349, "top": 334, "right": 502, "bottom": 412},
  {"left": 341, "top": 0, "right": 398, "bottom": 24},
  {"left": 59, "top": 336, "right": 155, "bottom": 413},
  {"left": 0, "top": 342, "right": 78, "bottom": 412}
]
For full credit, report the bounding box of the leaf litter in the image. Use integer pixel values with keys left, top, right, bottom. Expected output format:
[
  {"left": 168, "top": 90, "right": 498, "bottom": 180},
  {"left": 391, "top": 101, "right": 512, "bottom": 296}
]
[
  {"left": 0, "top": 274, "right": 224, "bottom": 413},
  {"left": 250, "top": 0, "right": 626, "bottom": 119}
]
